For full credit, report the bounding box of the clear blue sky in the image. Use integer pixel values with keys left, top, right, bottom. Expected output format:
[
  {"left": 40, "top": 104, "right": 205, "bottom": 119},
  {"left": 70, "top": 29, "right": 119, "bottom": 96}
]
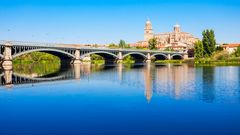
[{"left": 0, "top": 0, "right": 239, "bottom": 44}]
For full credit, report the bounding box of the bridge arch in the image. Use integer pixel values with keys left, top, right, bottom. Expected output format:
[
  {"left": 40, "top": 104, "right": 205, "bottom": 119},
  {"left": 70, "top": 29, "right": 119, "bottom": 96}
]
[
  {"left": 12, "top": 48, "right": 75, "bottom": 64},
  {"left": 151, "top": 53, "right": 169, "bottom": 60},
  {"left": 80, "top": 51, "right": 118, "bottom": 64},
  {"left": 122, "top": 52, "right": 147, "bottom": 63},
  {"left": 171, "top": 54, "right": 184, "bottom": 60}
]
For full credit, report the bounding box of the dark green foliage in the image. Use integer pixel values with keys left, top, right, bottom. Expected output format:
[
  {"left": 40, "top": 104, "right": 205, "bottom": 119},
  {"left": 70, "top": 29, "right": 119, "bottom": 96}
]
[
  {"left": 118, "top": 40, "right": 126, "bottom": 48},
  {"left": 148, "top": 38, "right": 158, "bottom": 50},
  {"left": 202, "top": 29, "right": 216, "bottom": 57},
  {"left": 233, "top": 46, "right": 240, "bottom": 57},
  {"left": 118, "top": 40, "right": 130, "bottom": 49},
  {"left": 215, "top": 46, "right": 224, "bottom": 52},
  {"left": 194, "top": 40, "right": 204, "bottom": 59}
]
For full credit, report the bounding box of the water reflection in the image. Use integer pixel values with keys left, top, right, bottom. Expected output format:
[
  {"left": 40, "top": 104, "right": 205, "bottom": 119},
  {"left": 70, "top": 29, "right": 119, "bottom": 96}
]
[
  {"left": 0, "top": 63, "right": 240, "bottom": 103},
  {"left": 202, "top": 67, "right": 215, "bottom": 103}
]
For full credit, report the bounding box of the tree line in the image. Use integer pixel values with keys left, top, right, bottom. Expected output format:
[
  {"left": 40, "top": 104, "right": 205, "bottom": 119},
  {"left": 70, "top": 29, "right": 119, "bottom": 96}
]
[{"left": 194, "top": 29, "right": 217, "bottom": 59}]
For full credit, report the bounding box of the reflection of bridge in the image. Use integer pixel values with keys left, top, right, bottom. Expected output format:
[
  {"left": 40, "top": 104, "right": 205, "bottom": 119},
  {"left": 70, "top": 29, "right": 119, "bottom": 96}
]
[
  {"left": 0, "top": 40, "right": 188, "bottom": 69},
  {"left": 0, "top": 69, "right": 75, "bottom": 86},
  {"left": 1, "top": 63, "right": 225, "bottom": 103},
  {"left": 0, "top": 63, "right": 198, "bottom": 103},
  {"left": 0, "top": 64, "right": 150, "bottom": 90},
  {"left": 0, "top": 64, "right": 147, "bottom": 87}
]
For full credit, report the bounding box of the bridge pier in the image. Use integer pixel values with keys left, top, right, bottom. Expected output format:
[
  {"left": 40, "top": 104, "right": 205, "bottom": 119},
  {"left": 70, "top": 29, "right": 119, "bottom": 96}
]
[
  {"left": 3, "top": 69, "right": 13, "bottom": 88},
  {"left": 117, "top": 51, "right": 123, "bottom": 63},
  {"left": 73, "top": 49, "right": 82, "bottom": 64},
  {"left": 2, "top": 42, "right": 13, "bottom": 70},
  {"left": 145, "top": 53, "right": 151, "bottom": 63},
  {"left": 167, "top": 54, "right": 171, "bottom": 60}
]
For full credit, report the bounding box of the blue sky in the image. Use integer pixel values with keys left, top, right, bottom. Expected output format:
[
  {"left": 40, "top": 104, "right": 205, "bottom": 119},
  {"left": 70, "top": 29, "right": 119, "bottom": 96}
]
[{"left": 0, "top": 0, "right": 239, "bottom": 44}]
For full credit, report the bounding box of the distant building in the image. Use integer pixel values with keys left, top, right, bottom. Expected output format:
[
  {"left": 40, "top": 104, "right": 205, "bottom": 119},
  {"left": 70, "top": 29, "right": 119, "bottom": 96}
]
[
  {"left": 132, "top": 19, "right": 199, "bottom": 52},
  {"left": 222, "top": 44, "right": 240, "bottom": 53}
]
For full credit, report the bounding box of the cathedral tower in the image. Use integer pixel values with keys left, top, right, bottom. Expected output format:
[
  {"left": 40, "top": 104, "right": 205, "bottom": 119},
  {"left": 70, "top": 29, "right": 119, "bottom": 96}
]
[
  {"left": 174, "top": 24, "right": 181, "bottom": 33},
  {"left": 174, "top": 24, "right": 181, "bottom": 42},
  {"left": 144, "top": 19, "right": 154, "bottom": 41}
]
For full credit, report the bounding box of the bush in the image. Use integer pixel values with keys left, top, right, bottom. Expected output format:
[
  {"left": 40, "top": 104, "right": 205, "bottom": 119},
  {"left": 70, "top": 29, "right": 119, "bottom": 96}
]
[
  {"left": 212, "top": 51, "right": 230, "bottom": 60},
  {"left": 232, "top": 46, "right": 240, "bottom": 57}
]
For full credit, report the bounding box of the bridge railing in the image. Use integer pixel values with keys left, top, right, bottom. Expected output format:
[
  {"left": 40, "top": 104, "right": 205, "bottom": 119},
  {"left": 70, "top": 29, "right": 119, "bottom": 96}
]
[
  {"left": 0, "top": 40, "right": 187, "bottom": 54},
  {"left": 0, "top": 40, "right": 65, "bottom": 47}
]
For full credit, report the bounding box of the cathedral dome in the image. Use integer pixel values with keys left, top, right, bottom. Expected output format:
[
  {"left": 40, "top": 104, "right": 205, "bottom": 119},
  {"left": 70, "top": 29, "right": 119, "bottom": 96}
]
[
  {"left": 174, "top": 24, "right": 180, "bottom": 28},
  {"left": 146, "top": 19, "right": 151, "bottom": 24}
]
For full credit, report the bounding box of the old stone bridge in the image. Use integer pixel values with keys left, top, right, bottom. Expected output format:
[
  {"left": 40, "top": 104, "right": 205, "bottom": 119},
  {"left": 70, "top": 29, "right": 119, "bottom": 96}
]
[{"left": 0, "top": 40, "right": 188, "bottom": 69}]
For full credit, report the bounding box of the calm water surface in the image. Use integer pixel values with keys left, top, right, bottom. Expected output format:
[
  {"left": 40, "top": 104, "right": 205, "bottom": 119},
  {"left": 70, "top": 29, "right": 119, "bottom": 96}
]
[{"left": 0, "top": 63, "right": 240, "bottom": 135}]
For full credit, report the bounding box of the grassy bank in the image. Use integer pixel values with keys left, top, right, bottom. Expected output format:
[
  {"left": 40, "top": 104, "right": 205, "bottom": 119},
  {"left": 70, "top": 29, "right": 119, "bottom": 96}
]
[
  {"left": 155, "top": 58, "right": 240, "bottom": 66},
  {"left": 155, "top": 60, "right": 185, "bottom": 64},
  {"left": 195, "top": 58, "right": 240, "bottom": 66}
]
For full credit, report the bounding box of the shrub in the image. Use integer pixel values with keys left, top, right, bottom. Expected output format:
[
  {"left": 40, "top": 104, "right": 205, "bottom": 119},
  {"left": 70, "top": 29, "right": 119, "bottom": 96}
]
[{"left": 212, "top": 51, "right": 230, "bottom": 60}]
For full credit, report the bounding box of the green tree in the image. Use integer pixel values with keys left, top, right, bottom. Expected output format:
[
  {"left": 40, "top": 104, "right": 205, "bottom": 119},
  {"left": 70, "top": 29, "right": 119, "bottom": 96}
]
[
  {"left": 215, "top": 46, "right": 224, "bottom": 52},
  {"left": 233, "top": 46, "right": 240, "bottom": 57},
  {"left": 148, "top": 38, "right": 158, "bottom": 50},
  {"left": 194, "top": 40, "right": 204, "bottom": 59},
  {"left": 119, "top": 40, "right": 127, "bottom": 48},
  {"left": 202, "top": 29, "right": 216, "bottom": 57}
]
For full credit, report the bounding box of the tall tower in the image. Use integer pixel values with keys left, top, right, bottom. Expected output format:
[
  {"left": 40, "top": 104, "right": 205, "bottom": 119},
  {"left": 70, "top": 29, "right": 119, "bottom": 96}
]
[
  {"left": 144, "top": 19, "right": 154, "bottom": 41},
  {"left": 174, "top": 24, "right": 181, "bottom": 33},
  {"left": 174, "top": 24, "right": 181, "bottom": 42}
]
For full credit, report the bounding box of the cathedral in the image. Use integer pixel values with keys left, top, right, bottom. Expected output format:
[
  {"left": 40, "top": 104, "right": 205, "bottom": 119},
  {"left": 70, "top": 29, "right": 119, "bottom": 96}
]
[{"left": 133, "top": 19, "right": 199, "bottom": 52}]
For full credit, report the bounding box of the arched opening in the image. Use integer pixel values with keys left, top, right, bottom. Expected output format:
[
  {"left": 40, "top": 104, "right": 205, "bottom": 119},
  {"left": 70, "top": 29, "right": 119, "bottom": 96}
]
[
  {"left": 12, "top": 49, "right": 75, "bottom": 66},
  {"left": 90, "top": 54, "right": 105, "bottom": 64},
  {"left": 152, "top": 54, "right": 168, "bottom": 62},
  {"left": 123, "top": 52, "right": 147, "bottom": 63},
  {"left": 172, "top": 55, "right": 183, "bottom": 60},
  {"left": 81, "top": 51, "right": 118, "bottom": 64}
]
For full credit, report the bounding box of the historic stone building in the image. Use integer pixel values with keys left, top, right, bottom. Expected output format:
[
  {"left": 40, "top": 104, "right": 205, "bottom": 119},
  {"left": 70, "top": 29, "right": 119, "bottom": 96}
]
[{"left": 132, "top": 19, "right": 199, "bottom": 52}]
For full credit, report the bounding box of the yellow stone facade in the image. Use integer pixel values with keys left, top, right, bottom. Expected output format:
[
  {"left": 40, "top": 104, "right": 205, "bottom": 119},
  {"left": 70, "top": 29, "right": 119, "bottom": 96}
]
[{"left": 134, "top": 19, "right": 199, "bottom": 52}]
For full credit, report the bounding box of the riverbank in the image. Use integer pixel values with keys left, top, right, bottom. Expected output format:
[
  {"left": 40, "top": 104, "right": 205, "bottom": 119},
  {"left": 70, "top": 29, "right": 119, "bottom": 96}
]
[
  {"left": 155, "top": 58, "right": 240, "bottom": 66},
  {"left": 194, "top": 58, "right": 240, "bottom": 66}
]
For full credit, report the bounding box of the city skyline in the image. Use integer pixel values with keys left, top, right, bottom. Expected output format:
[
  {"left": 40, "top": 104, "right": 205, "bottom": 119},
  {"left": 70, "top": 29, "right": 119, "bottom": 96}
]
[{"left": 0, "top": 0, "right": 239, "bottom": 44}]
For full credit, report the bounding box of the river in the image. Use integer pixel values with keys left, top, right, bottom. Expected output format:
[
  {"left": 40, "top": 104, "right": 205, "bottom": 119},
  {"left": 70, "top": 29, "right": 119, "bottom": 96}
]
[{"left": 0, "top": 63, "right": 240, "bottom": 135}]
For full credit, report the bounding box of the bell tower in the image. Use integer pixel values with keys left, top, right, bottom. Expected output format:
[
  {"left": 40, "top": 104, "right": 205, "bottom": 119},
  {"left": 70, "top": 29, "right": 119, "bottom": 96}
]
[
  {"left": 174, "top": 24, "right": 181, "bottom": 33},
  {"left": 174, "top": 24, "right": 181, "bottom": 42},
  {"left": 144, "top": 19, "right": 154, "bottom": 41}
]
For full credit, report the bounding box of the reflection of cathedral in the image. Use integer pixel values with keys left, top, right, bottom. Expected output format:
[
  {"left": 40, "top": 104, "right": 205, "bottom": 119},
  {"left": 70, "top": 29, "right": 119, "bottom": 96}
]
[
  {"left": 144, "top": 63, "right": 152, "bottom": 102},
  {"left": 131, "top": 19, "right": 199, "bottom": 52}
]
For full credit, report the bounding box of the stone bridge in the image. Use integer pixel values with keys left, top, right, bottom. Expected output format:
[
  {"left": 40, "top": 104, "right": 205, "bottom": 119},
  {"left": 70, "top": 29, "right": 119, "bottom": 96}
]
[{"left": 0, "top": 40, "right": 188, "bottom": 69}]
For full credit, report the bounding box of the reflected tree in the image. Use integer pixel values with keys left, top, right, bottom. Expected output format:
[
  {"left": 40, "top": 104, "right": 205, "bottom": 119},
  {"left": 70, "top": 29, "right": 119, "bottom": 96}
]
[{"left": 202, "top": 67, "right": 215, "bottom": 103}]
